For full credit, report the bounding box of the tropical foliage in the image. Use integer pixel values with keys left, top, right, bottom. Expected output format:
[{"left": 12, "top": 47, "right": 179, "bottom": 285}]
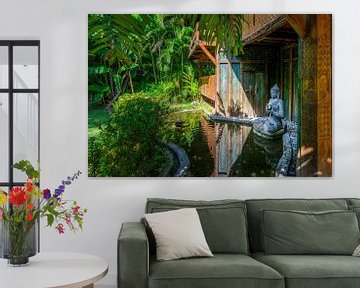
[
  {"left": 88, "top": 14, "right": 244, "bottom": 177},
  {"left": 186, "top": 14, "right": 244, "bottom": 57}
]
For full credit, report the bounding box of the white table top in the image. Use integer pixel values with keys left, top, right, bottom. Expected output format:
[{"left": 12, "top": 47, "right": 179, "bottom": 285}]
[{"left": 0, "top": 252, "right": 108, "bottom": 288}]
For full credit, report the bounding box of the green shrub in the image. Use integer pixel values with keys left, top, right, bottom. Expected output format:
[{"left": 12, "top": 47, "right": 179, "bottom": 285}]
[
  {"left": 146, "top": 81, "right": 178, "bottom": 103},
  {"left": 88, "top": 137, "right": 102, "bottom": 177},
  {"left": 94, "top": 94, "right": 169, "bottom": 176}
]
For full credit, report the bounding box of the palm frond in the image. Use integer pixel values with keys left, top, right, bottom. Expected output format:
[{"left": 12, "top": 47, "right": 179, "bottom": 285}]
[{"left": 184, "top": 14, "right": 244, "bottom": 56}]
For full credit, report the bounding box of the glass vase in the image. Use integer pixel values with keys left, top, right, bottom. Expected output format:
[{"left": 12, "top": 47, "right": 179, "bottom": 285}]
[{"left": 0, "top": 220, "right": 37, "bottom": 266}]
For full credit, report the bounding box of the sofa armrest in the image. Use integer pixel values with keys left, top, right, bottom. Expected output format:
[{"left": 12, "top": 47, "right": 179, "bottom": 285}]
[{"left": 118, "top": 222, "right": 149, "bottom": 288}]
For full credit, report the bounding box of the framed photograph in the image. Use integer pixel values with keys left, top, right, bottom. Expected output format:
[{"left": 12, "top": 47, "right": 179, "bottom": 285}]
[{"left": 88, "top": 14, "right": 332, "bottom": 177}]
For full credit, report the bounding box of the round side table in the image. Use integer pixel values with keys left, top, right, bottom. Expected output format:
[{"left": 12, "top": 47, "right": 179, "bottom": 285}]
[{"left": 0, "top": 252, "right": 108, "bottom": 288}]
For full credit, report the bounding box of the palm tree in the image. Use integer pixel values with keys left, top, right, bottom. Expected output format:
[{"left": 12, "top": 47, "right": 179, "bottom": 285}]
[{"left": 88, "top": 14, "right": 151, "bottom": 102}]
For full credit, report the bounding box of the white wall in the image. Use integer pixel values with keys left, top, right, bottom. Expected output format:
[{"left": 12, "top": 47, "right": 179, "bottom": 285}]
[
  {"left": 0, "top": 103, "right": 9, "bottom": 182},
  {"left": 1, "top": 0, "right": 360, "bottom": 285}
]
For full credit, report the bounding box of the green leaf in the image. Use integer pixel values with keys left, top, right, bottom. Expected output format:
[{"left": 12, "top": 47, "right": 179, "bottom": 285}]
[
  {"left": 47, "top": 214, "right": 55, "bottom": 227},
  {"left": 13, "top": 160, "right": 40, "bottom": 180}
]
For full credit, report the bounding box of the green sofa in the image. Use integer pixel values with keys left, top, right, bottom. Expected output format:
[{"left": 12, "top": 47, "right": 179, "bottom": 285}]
[{"left": 118, "top": 198, "right": 360, "bottom": 288}]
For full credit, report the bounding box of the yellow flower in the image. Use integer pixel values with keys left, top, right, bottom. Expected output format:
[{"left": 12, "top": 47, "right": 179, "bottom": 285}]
[{"left": 0, "top": 190, "right": 7, "bottom": 206}]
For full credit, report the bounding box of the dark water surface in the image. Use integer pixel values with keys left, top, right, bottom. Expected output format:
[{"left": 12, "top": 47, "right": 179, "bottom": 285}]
[{"left": 166, "top": 111, "right": 283, "bottom": 177}]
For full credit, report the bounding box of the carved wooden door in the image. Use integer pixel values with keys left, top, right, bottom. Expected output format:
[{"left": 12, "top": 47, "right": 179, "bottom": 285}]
[
  {"left": 255, "top": 72, "right": 265, "bottom": 116},
  {"left": 242, "top": 71, "right": 265, "bottom": 118}
]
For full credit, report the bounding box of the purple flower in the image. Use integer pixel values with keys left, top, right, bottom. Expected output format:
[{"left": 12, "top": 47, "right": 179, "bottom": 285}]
[
  {"left": 54, "top": 189, "right": 63, "bottom": 198},
  {"left": 54, "top": 171, "right": 82, "bottom": 199},
  {"left": 43, "top": 189, "right": 51, "bottom": 200}
]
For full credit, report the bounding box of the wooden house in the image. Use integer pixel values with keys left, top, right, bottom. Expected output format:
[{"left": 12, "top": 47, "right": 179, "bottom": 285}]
[{"left": 188, "top": 14, "right": 332, "bottom": 177}]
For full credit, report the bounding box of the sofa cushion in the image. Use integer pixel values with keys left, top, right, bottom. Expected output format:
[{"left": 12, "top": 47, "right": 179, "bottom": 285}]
[
  {"left": 252, "top": 252, "right": 360, "bottom": 288},
  {"left": 346, "top": 199, "right": 360, "bottom": 228},
  {"left": 349, "top": 205, "right": 360, "bottom": 228},
  {"left": 149, "top": 254, "right": 284, "bottom": 288},
  {"left": 261, "top": 209, "right": 359, "bottom": 255},
  {"left": 145, "top": 208, "right": 213, "bottom": 261},
  {"left": 347, "top": 198, "right": 360, "bottom": 207},
  {"left": 146, "top": 198, "right": 249, "bottom": 254},
  {"left": 246, "top": 198, "right": 349, "bottom": 252}
]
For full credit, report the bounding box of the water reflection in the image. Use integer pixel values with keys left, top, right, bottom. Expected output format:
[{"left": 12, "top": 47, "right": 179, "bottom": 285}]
[{"left": 167, "top": 111, "right": 283, "bottom": 177}]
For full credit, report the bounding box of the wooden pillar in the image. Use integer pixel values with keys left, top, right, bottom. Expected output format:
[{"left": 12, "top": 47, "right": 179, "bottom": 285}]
[
  {"left": 228, "top": 58, "right": 232, "bottom": 116},
  {"left": 215, "top": 51, "right": 220, "bottom": 115},
  {"left": 297, "top": 15, "right": 318, "bottom": 176},
  {"left": 316, "top": 14, "right": 332, "bottom": 176},
  {"left": 297, "top": 14, "right": 332, "bottom": 177}
]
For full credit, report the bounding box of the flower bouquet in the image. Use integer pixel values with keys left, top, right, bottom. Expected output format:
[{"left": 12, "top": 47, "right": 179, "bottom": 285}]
[{"left": 0, "top": 160, "right": 87, "bottom": 266}]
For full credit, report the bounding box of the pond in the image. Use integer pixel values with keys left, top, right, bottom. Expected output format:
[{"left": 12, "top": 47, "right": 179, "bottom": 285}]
[{"left": 166, "top": 110, "right": 283, "bottom": 177}]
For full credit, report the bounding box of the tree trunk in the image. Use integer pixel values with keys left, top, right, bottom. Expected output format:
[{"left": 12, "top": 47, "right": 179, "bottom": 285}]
[
  {"left": 105, "top": 74, "right": 128, "bottom": 111},
  {"left": 158, "top": 49, "right": 162, "bottom": 83},
  {"left": 107, "top": 72, "right": 115, "bottom": 102},
  {"left": 128, "top": 71, "right": 134, "bottom": 94},
  {"left": 150, "top": 48, "right": 157, "bottom": 83}
]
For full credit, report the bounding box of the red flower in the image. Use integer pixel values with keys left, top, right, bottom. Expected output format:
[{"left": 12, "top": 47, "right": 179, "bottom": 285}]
[
  {"left": 56, "top": 223, "right": 65, "bottom": 234},
  {"left": 24, "top": 193, "right": 31, "bottom": 200},
  {"left": 25, "top": 182, "right": 33, "bottom": 192},
  {"left": 72, "top": 205, "right": 80, "bottom": 215},
  {"left": 9, "top": 187, "right": 26, "bottom": 205},
  {"left": 26, "top": 203, "right": 34, "bottom": 210},
  {"left": 26, "top": 214, "right": 33, "bottom": 221}
]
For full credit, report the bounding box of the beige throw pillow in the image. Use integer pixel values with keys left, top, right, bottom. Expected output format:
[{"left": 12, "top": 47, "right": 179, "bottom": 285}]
[
  {"left": 353, "top": 244, "right": 360, "bottom": 256},
  {"left": 145, "top": 208, "right": 213, "bottom": 261}
]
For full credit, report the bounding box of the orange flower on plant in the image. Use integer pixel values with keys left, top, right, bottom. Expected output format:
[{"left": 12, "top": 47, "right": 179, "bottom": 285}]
[
  {"left": 9, "top": 187, "right": 26, "bottom": 205},
  {"left": 25, "top": 182, "right": 33, "bottom": 192},
  {"left": 26, "top": 214, "right": 33, "bottom": 221},
  {"left": 26, "top": 203, "right": 34, "bottom": 210},
  {"left": 24, "top": 193, "right": 31, "bottom": 200}
]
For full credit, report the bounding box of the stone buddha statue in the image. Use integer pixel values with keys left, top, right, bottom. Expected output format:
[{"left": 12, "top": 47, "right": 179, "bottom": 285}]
[{"left": 253, "top": 84, "right": 285, "bottom": 139}]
